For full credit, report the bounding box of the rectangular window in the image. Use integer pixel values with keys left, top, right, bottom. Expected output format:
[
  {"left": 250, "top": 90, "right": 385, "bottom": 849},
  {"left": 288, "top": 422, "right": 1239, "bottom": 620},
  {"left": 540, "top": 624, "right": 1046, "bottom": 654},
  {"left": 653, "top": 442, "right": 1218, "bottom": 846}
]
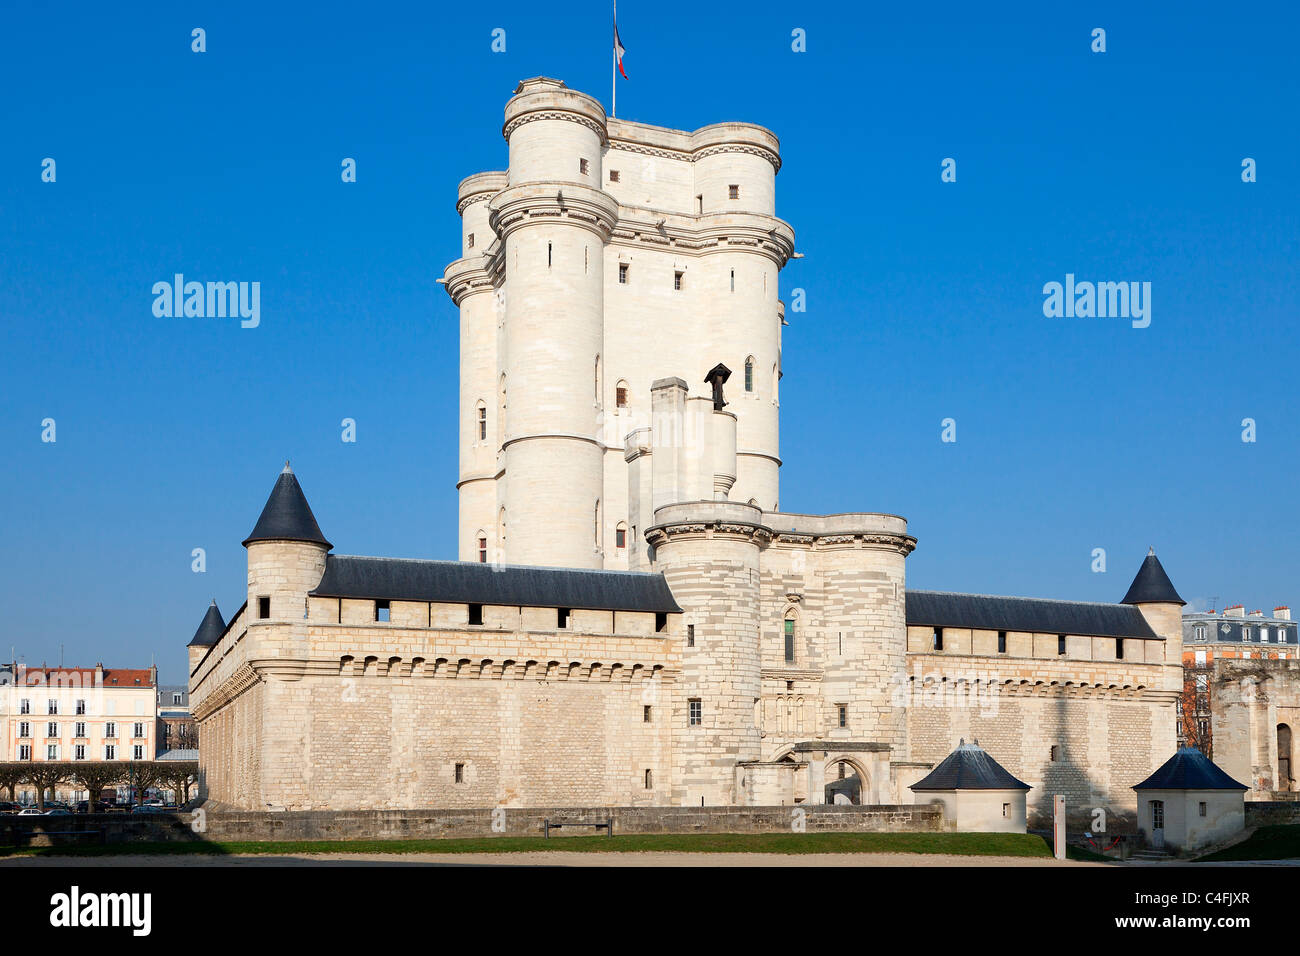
[
  {"left": 74, "top": 722, "right": 86, "bottom": 738},
  {"left": 687, "top": 624, "right": 695, "bottom": 648},
  {"left": 173, "top": 693, "right": 182, "bottom": 705},
  {"left": 728, "top": 184, "right": 739, "bottom": 199},
  {"left": 609, "top": 169, "right": 620, "bottom": 182},
  {"left": 695, "top": 194, "right": 703, "bottom": 214},
  {"left": 643, "top": 705, "right": 652, "bottom": 723},
  {"left": 105, "top": 722, "right": 117, "bottom": 739},
  {"left": 468, "top": 603, "right": 484, "bottom": 626},
  {"left": 47, "top": 722, "right": 57, "bottom": 738},
  {"left": 104, "top": 744, "right": 116, "bottom": 760},
  {"left": 1151, "top": 800, "right": 1164, "bottom": 829},
  {"left": 467, "top": 232, "right": 475, "bottom": 249},
  {"left": 75, "top": 744, "right": 86, "bottom": 761},
  {"left": 729, "top": 269, "right": 735, "bottom": 292},
  {"left": 655, "top": 612, "right": 668, "bottom": 633},
  {"left": 48, "top": 699, "right": 58, "bottom": 715},
  {"left": 558, "top": 607, "right": 571, "bottom": 629},
  {"left": 1199, "top": 801, "right": 1207, "bottom": 817},
  {"left": 688, "top": 699, "right": 702, "bottom": 726},
  {"left": 375, "top": 600, "right": 391, "bottom": 623},
  {"left": 18, "top": 745, "right": 31, "bottom": 761},
  {"left": 1002, "top": 803, "right": 1010, "bottom": 818},
  {"left": 258, "top": 596, "right": 271, "bottom": 619},
  {"left": 615, "top": 386, "right": 628, "bottom": 409},
  {"left": 133, "top": 745, "right": 144, "bottom": 760},
  {"left": 932, "top": 627, "right": 943, "bottom": 651},
  {"left": 1116, "top": 638, "right": 1124, "bottom": 660},
  {"left": 18, "top": 722, "right": 29, "bottom": 738},
  {"left": 644, "top": 769, "right": 653, "bottom": 789},
  {"left": 478, "top": 536, "right": 488, "bottom": 563},
  {"left": 837, "top": 705, "right": 847, "bottom": 729},
  {"left": 615, "top": 527, "right": 627, "bottom": 549},
  {"left": 1058, "top": 634, "right": 1067, "bottom": 655},
  {"left": 579, "top": 157, "right": 589, "bottom": 175},
  {"left": 19, "top": 699, "right": 30, "bottom": 715},
  {"left": 785, "top": 619, "right": 796, "bottom": 662},
  {"left": 674, "top": 271, "right": 683, "bottom": 290},
  {"left": 998, "top": 630, "right": 1007, "bottom": 653},
  {"left": 454, "top": 763, "right": 465, "bottom": 784},
  {"left": 618, "top": 263, "right": 629, "bottom": 284},
  {"left": 478, "top": 406, "right": 487, "bottom": 440},
  {"left": 133, "top": 722, "right": 145, "bottom": 739},
  {"left": 76, "top": 699, "right": 86, "bottom": 714},
  {"left": 47, "top": 745, "right": 59, "bottom": 760}
]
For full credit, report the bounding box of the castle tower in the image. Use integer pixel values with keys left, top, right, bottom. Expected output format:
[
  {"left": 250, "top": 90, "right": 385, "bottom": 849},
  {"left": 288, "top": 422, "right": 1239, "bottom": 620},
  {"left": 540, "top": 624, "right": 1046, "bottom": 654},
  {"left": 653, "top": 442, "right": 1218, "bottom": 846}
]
[
  {"left": 1121, "top": 548, "right": 1187, "bottom": 679},
  {"left": 186, "top": 599, "right": 224, "bottom": 674},
  {"left": 242, "top": 463, "right": 331, "bottom": 627},
  {"left": 447, "top": 171, "right": 507, "bottom": 563},
  {"left": 647, "top": 500, "right": 766, "bottom": 806},
  {"left": 443, "top": 78, "right": 794, "bottom": 569}
]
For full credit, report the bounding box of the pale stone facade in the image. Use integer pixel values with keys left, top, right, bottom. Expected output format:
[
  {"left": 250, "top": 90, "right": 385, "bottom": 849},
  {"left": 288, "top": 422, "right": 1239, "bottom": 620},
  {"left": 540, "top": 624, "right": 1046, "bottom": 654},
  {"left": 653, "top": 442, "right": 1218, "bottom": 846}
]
[{"left": 191, "top": 79, "right": 1185, "bottom": 828}]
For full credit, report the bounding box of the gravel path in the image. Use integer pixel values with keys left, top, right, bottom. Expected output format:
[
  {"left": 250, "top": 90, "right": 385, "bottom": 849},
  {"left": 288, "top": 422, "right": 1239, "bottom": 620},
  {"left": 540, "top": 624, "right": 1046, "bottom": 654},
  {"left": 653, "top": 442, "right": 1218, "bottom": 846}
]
[{"left": 0, "top": 851, "right": 1108, "bottom": 867}]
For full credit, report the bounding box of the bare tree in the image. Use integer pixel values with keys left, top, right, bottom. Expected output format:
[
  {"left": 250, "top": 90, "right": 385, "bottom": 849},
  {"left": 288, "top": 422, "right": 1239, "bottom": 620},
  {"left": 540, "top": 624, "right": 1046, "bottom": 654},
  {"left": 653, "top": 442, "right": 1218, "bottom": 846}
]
[
  {"left": 0, "top": 764, "right": 26, "bottom": 802},
  {"left": 158, "top": 762, "right": 199, "bottom": 805},
  {"left": 22, "top": 762, "right": 71, "bottom": 810},
  {"left": 69, "top": 763, "right": 125, "bottom": 809}
]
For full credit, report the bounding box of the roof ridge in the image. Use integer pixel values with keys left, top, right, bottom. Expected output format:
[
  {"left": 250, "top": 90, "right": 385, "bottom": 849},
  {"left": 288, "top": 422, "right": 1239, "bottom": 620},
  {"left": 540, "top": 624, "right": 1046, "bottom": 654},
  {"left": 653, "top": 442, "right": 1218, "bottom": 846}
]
[
  {"left": 907, "top": 589, "right": 1139, "bottom": 610},
  {"left": 327, "top": 553, "right": 669, "bottom": 578}
]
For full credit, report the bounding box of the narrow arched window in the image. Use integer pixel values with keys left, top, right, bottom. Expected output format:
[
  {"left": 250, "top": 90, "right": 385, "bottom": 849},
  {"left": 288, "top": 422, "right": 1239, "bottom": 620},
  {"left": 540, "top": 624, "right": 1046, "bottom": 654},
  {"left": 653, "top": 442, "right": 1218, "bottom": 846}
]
[
  {"left": 784, "top": 612, "right": 797, "bottom": 663},
  {"left": 476, "top": 532, "right": 488, "bottom": 564},
  {"left": 615, "top": 522, "right": 628, "bottom": 550},
  {"left": 616, "top": 380, "right": 629, "bottom": 410},
  {"left": 594, "top": 500, "right": 602, "bottom": 549},
  {"left": 476, "top": 401, "right": 487, "bottom": 441},
  {"left": 744, "top": 357, "right": 754, "bottom": 392}
]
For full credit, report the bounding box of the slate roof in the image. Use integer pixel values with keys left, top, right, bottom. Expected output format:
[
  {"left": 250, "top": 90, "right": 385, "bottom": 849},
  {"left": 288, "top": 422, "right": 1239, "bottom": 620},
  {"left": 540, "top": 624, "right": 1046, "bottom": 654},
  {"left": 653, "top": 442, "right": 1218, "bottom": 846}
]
[
  {"left": 242, "top": 463, "right": 331, "bottom": 549},
  {"left": 1133, "top": 747, "right": 1248, "bottom": 791},
  {"left": 310, "top": 555, "right": 683, "bottom": 614},
  {"left": 910, "top": 741, "right": 1032, "bottom": 792},
  {"left": 906, "top": 590, "right": 1160, "bottom": 640},
  {"left": 187, "top": 600, "right": 225, "bottom": 647},
  {"left": 1121, "top": 550, "right": 1185, "bottom": 606}
]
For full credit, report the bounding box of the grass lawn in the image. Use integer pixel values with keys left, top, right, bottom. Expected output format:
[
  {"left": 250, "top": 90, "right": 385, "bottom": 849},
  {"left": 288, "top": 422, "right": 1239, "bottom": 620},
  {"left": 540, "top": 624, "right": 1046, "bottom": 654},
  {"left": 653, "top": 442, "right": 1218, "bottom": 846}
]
[
  {"left": 0, "top": 830, "right": 1106, "bottom": 860},
  {"left": 1197, "top": 825, "right": 1300, "bottom": 862}
]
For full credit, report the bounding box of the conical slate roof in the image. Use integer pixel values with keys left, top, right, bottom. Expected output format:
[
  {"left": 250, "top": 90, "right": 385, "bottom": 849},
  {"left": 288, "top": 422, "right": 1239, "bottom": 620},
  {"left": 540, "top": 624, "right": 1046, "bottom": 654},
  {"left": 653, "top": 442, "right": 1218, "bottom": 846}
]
[
  {"left": 242, "top": 463, "right": 331, "bottom": 549},
  {"left": 1121, "top": 549, "right": 1185, "bottom": 606},
  {"left": 1133, "top": 747, "right": 1248, "bottom": 791},
  {"left": 187, "top": 600, "right": 225, "bottom": 647},
  {"left": 910, "top": 740, "right": 1031, "bottom": 792}
]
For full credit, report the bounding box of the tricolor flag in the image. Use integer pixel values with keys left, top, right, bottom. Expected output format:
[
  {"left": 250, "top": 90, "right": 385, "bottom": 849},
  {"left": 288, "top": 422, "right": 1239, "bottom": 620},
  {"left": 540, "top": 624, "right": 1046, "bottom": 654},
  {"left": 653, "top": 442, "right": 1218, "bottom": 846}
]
[{"left": 614, "top": 4, "right": 628, "bottom": 79}]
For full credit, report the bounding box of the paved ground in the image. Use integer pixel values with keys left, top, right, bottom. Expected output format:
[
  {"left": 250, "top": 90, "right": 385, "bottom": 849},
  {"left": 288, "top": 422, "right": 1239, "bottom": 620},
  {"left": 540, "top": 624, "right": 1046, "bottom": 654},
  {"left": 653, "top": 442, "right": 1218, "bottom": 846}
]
[{"left": 0, "top": 851, "right": 1109, "bottom": 867}]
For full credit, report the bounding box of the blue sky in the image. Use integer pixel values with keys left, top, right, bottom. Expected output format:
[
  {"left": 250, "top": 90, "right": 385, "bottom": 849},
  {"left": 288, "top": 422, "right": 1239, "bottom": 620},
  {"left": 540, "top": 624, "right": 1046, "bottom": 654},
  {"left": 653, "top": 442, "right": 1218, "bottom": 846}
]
[{"left": 1, "top": 2, "right": 1296, "bottom": 682}]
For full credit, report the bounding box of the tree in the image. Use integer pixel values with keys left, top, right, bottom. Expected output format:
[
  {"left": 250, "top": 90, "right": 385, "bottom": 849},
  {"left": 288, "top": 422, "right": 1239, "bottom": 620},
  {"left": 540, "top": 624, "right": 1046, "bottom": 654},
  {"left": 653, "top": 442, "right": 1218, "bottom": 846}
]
[
  {"left": 68, "top": 762, "right": 125, "bottom": 809},
  {"left": 128, "top": 761, "right": 163, "bottom": 806},
  {"left": 0, "top": 763, "right": 26, "bottom": 802},
  {"left": 158, "top": 761, "right": 199, "bottom": 806},
  {"left": 22, "top": 762, "right": 71, "bottom": 810}
]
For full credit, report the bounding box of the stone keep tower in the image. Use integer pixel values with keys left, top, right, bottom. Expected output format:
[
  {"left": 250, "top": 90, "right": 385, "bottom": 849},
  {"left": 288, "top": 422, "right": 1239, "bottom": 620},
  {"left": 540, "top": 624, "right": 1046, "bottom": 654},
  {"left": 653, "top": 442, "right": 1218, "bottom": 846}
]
[{"left": 443, "top": 77, "right": 795, "bottom": 569}]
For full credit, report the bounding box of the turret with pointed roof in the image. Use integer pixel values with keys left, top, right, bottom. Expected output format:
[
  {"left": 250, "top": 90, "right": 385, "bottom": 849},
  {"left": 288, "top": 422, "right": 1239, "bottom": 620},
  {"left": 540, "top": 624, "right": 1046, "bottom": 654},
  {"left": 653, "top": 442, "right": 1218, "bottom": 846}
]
[
  {"left": 242, "top": 462, "right": 331, "bottom": 550},
  {"left": 188, "top": 600, "right": 225, "bottom": 648},
  {"left": 1122, "top": 548, "right": 1185, "bottom": 607}
]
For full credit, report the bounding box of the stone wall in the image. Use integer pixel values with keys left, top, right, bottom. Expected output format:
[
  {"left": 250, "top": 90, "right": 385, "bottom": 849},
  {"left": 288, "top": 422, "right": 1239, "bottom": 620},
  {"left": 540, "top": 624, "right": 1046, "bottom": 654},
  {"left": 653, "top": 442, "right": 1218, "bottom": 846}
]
[{"left": 0, "top": 804, "right": 942, "bottom": 847}]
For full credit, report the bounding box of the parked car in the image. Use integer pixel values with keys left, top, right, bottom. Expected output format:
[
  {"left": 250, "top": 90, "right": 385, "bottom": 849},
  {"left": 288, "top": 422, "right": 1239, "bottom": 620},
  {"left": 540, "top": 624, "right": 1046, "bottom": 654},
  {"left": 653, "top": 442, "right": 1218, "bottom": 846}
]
[
  {"left": 16, "top": 808, "right": 44, "bottom": 816},
  {"left": 43, "top": 808, "right": 71, "bottom": 816},
  {"left": 0, "top": 802, "right": 19, "bottom": 814},
  {"left": 130, "top": 804, "right": 165, "bottom": 814}
]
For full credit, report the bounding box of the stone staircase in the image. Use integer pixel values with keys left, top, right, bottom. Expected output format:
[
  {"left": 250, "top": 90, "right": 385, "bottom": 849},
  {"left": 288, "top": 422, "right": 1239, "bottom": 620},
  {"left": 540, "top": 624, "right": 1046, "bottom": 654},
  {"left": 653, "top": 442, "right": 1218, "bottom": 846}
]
[{"left": 1128, "top": 847, "right": 1174, "bottom": 863}]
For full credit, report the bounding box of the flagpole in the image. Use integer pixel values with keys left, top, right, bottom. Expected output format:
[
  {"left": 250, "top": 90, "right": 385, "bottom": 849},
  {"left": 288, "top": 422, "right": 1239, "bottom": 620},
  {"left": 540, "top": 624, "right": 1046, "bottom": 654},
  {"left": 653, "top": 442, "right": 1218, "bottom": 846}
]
[{"left": 611, "top": 0, "right": 617, "bottom": 118}]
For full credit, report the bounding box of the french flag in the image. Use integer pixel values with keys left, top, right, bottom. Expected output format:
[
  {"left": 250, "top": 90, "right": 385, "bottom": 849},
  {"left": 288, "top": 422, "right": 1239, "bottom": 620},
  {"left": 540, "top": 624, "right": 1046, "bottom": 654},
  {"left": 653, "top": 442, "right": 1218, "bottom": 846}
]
[{"left": 614, "top": 3, "right": 628, "bottom": 79}]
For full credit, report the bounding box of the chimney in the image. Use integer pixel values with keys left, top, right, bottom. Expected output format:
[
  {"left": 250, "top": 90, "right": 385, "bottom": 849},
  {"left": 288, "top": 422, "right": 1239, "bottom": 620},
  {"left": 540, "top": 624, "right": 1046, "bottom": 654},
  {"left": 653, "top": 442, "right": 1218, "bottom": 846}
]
[
  {"left": 1275, "top": 606, "right": 1292, "bottom": 621},
  {"left": 149, "top": 664, "right": 158, "bottom": 687},
  {"left": 1224, "top": 605, "right": 1245, "bottom": 618},
  {"left": 94, "top": 662, "right": 104, "bottom": 687},
  {"left": 1249, "top": 609, "right": 1265, "bottom": 617}
]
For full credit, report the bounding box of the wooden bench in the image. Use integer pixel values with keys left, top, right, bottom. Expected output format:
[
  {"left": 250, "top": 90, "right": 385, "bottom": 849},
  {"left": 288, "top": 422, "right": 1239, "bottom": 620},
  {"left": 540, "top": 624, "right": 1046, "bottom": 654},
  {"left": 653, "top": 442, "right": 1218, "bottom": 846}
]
[{"left": 543, "top": 818, "right": 614, "bottom": 838}]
